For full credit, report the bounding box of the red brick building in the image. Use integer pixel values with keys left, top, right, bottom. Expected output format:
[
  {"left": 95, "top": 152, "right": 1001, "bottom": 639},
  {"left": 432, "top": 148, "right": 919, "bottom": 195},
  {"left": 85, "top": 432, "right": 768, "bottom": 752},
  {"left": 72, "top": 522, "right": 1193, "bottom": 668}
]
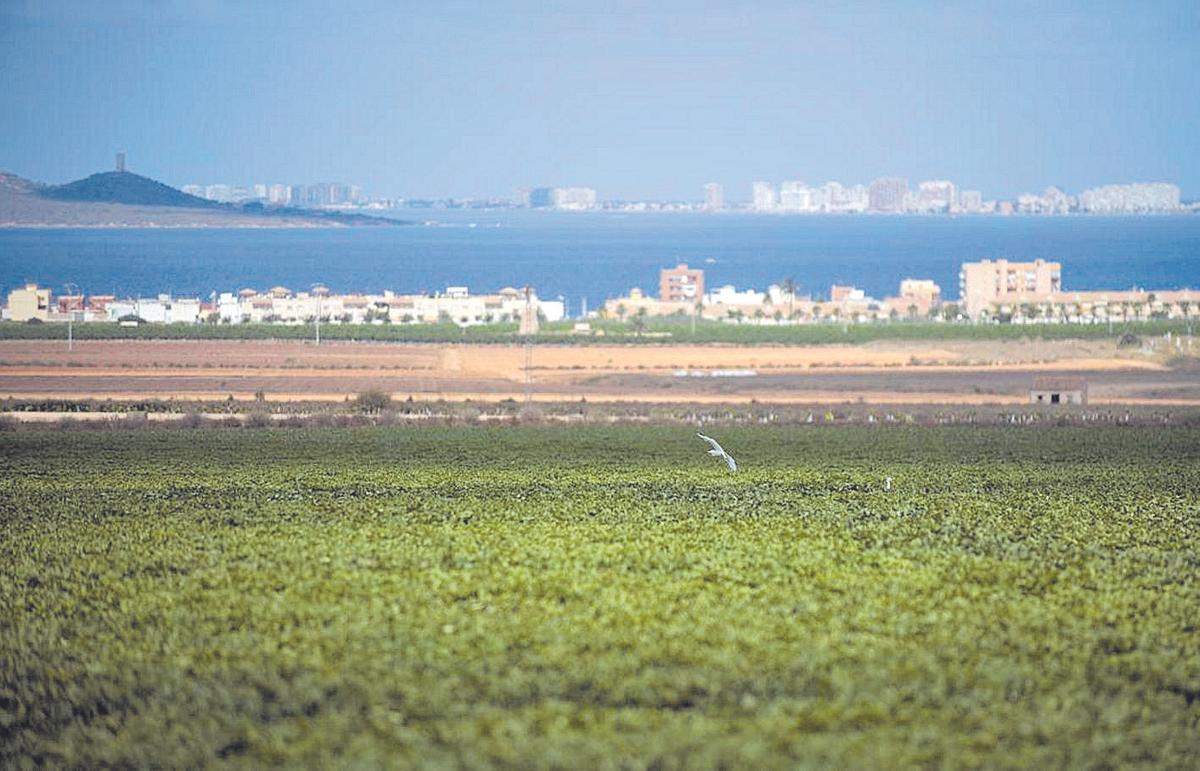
[{"left": 659, "top": 263, "right": 704, "bottom": 303}]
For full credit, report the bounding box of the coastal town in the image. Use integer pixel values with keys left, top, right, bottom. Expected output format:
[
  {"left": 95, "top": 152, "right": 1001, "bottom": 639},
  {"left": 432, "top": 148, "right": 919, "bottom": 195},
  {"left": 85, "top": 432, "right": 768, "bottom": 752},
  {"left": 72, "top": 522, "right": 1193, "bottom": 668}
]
[
  {"left": 4, "top": 259, "right": 1196, "bottom": 329},
  {"left": 175, "top": 179, "right": 1192, "bottom": 215}
]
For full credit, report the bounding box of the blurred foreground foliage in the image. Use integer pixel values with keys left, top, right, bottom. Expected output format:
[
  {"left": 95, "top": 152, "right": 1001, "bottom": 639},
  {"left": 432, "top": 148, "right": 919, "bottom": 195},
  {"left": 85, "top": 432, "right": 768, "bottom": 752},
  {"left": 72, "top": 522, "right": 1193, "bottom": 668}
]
[{"left": 1, "top": 426, "right": 1198, "bottom": 767}]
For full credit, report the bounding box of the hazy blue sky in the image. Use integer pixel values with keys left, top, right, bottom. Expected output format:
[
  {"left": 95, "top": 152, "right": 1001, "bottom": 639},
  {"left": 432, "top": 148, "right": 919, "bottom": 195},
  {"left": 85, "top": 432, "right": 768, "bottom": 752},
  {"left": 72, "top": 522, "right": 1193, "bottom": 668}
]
[{"left": 2, "top": 1, "right": 1198, "bottom": 201}]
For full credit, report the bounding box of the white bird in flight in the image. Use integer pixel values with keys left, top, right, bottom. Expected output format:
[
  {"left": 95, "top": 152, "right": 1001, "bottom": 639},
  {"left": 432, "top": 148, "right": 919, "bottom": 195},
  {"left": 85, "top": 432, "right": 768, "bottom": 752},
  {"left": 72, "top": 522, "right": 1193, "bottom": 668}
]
[{"left": 697, "top": 433, "right": 737, "bottom": 472}]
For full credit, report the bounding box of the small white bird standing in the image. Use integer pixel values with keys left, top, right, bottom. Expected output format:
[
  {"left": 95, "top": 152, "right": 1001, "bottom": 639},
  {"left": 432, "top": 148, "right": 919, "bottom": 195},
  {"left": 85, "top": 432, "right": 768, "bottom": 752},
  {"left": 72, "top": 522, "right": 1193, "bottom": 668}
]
[
  {"left": 884, "top": 477, "right": 893, "bottom": 492},
  {"left": 697, "top": 433, "right": 737, "bottom": 472}
]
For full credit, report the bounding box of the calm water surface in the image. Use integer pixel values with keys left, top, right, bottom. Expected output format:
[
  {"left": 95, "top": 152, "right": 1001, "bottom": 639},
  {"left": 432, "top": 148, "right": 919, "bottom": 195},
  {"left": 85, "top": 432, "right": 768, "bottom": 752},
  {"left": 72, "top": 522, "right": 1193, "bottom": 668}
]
[{"left": 2, "top": 213, "right": 1198, "bottom": 308}]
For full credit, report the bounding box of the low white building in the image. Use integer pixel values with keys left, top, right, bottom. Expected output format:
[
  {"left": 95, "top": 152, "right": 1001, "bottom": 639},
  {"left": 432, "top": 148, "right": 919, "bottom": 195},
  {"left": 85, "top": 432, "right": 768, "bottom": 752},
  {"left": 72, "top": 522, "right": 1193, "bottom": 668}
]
[
  {"left": 704, "top": 285, "right": 766, "bottom": 306},
  {"left": 106, "top": 295, "right": 202, "bottom": 323},
  {"left": 217, "top": 292, "right": 242, "bottom": 323},
  {"left": 209, "top": 285, "right": 564, "bottom": 327}
]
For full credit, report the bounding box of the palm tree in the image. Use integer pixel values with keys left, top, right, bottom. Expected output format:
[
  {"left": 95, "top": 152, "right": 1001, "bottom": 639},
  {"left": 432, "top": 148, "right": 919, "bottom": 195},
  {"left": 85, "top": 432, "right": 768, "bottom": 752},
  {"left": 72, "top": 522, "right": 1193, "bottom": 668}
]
[
  {"left": 632, "top": 307, "right": 648, "bottom": 337},
  {"left": 781, "top": 277, "right": 797, "bottom": 320},
  {"left": 616, "top": 303, "right": 627, "bottom": 323}
]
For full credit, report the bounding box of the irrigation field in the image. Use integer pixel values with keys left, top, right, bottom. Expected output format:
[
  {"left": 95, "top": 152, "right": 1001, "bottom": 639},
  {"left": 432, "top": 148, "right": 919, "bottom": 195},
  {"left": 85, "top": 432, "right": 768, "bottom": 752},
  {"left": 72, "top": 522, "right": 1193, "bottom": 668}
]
[{"left": 2, "top": 426, "right": 1198, "bottom": 766}]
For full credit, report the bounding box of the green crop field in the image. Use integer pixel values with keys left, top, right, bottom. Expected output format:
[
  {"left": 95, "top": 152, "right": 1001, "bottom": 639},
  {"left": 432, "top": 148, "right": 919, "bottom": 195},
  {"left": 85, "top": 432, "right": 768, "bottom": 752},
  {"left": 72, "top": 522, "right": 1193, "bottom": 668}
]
[
  {"left": 2, "top": 426, "right": 1198, "bottom": 767},
  {"left": 0, "top": 317, "right": 1194, "bottom": 345}
]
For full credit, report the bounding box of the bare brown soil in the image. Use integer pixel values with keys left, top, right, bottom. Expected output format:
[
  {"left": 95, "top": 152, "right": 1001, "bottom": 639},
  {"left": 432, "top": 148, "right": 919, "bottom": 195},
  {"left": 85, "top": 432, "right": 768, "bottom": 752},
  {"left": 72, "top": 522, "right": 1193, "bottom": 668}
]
[{"left": 1, "top": 339, "right": 1193, "bottom": 406}]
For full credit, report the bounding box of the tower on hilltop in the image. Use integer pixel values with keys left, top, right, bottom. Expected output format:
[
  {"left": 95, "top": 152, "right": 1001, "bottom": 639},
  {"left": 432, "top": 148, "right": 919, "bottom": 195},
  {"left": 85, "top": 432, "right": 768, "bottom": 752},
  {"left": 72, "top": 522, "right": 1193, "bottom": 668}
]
[{"left": 116, "top": 151, "right": 126, "bottom": 173}]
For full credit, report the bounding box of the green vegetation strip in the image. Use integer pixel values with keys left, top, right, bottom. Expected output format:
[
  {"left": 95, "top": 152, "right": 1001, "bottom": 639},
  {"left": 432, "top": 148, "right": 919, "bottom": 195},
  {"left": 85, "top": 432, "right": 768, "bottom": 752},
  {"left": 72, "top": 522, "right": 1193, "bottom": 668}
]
[
  {"left": 1, "top": 318, "right": 1194, "bottom": 344},
  {"left": 1, "top": 426, "right": 1198, "bottom": 766}
]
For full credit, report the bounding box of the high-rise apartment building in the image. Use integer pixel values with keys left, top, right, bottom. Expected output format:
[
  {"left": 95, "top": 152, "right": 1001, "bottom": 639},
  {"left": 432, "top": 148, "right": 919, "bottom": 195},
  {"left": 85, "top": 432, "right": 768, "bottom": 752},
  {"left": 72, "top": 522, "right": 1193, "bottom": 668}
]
[
  {"left": 956, "top": 189, "right": 984, "bottom": 213},
  {"left": 528, "top": 188, "right": 554, "bottom": 208},
  {"left": 868, "top": 177, "right": 908, "bottom": 212},
  {"left": 703, "top": 183, "right": 724, "bottom": 211},
  {"left": 1078, "top": 183, "right": 1180, "bottom": 213},
  {"left": 268, "top": 184, "right": 291, "bottom": 205},
  {"left": 659, "top": 263, "right": 704, "bottom": 303},
  {"left": 204, "top": 184, "right": 233, "bottom": 202},
  {"left": 916, "top": 180, "right": 956, "bottom": 213},
  {"left": 752, "top": 181, "right": 777, "bottom": 212},
  {"left": 526, "top": 187, "right": 597, "bottom": 209},
  {"left": 959, "top": 259, "right": 1062, "bottom": 319},
  {"left": 778, "top": 181, "right": 812, "bottom": 212},
  {"left": 550, "top": 187, "right": 597, "bottom": 210}
]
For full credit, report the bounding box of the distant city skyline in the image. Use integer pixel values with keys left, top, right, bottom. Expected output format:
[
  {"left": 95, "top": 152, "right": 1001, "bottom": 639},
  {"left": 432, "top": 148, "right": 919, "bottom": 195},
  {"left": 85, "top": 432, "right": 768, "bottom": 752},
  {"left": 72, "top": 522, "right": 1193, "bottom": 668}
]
[
  {"left": 4, "top": 2, "right": 1195, "bottom": 200},
  {"left": 175, "top": 173, "right": 1187, "bottom": 215}
]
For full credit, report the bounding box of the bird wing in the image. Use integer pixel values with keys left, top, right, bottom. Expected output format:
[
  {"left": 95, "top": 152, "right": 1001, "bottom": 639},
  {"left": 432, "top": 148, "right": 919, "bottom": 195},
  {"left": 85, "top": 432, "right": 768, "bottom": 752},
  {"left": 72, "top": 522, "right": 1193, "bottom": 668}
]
[
  {"left": 725, "top": 454, "right": 737, "bottom": 472},
  {"left": 696, "top": 433, "right": 724, "bottom": 453}
]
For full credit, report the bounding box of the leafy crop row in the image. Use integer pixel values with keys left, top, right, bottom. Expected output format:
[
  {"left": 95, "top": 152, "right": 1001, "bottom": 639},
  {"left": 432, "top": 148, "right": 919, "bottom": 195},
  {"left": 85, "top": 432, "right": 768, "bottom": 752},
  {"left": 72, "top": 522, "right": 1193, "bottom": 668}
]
[
  {"left": 1, "top": 426, "right": 1198, "bottom": 767},
  {"left": 0, "top": 317, "right": 1193, "bottom": 345}
]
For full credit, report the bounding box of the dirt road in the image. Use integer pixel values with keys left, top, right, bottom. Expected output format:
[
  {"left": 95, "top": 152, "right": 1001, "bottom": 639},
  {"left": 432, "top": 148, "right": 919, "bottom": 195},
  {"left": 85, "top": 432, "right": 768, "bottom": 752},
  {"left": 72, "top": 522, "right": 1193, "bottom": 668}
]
[{"left": 1, "top": 338, "right": 1192, "bottom": 405}]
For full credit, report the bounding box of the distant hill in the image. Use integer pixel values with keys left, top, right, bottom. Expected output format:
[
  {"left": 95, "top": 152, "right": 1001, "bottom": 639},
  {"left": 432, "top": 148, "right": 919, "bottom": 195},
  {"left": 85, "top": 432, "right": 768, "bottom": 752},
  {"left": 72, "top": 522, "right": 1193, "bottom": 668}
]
[
  {"left": 0, "top": 169, "right": 405, "bottom": 228},
  {"left": 0, "top": 172, "right": 42, "bottom": 196},
  {"left": 39, "top": 171, "right": 219, "bottom": 208}
]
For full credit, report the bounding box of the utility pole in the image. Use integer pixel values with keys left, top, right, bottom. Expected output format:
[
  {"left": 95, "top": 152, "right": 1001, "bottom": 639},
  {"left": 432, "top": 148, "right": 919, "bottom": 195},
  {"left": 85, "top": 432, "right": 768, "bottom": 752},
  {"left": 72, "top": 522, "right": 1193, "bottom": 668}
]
[
  {"left": 63, "top": 282, "right": 79, "bottom": 352},
  {"left": 522, "top": 286, "right": 534, "bottom": 404},
  {"left": 311, "top": 283, "right": 325, "bottom": 345}
]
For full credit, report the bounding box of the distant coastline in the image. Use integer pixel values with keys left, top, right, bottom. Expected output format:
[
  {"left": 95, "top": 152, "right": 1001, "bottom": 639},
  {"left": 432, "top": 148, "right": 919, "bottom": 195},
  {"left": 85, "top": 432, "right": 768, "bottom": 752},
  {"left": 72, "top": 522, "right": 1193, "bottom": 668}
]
[
  {"left": 0, "top": 170, "right": 406, "bottom": 229},
  {"left": 0, "top": 217, "right": 404, "bottom": 229}
]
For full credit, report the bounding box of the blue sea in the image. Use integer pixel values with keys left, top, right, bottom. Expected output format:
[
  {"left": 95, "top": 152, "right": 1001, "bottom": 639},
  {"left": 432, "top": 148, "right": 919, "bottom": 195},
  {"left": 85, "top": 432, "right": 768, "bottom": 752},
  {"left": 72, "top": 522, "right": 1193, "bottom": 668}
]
[{"left": 2, "top": 212, "right": 1198, "bottom": 311}]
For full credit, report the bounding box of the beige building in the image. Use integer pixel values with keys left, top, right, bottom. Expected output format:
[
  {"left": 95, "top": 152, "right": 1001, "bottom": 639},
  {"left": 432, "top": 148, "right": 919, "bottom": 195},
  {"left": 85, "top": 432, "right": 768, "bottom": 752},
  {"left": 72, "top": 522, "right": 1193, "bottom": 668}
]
[
  {"left": 6, "top": 283, "right": 52, "bottom": 322},
  {"left": 959, "top": 258, "right": 1195, "bottom": 322},
  {"left": 1007, "top": 288, "right": 1196, "bottom": 322},
  {"left": 896, "top": 279, "right": 943, "bottom": 316},
  {"left": 659, "top": 263, "right": 705, "bottom": 303},
  {"left": 603, "top": 288, "right": 692, "bottom": 319},
  {"left": 830, "top": 285, "right": 863, "bottom": 303},
  {"left": 959, "top": 259, "right": 1062, "bottom": 319}
]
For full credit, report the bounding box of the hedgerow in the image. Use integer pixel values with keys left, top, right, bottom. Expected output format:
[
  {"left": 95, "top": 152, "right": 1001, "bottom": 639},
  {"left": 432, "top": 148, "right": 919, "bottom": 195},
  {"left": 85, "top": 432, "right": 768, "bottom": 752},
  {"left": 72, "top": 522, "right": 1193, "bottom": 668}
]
[{"left": 0, "top": 318, "right": 1193, "bottom": 345}]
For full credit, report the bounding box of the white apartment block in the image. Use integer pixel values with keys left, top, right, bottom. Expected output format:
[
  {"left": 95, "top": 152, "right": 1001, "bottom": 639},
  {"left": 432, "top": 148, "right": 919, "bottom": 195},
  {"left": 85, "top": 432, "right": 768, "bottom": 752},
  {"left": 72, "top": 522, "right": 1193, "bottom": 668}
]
[{"left": 752, "top": 181, "right": 777, "bottom": 211}]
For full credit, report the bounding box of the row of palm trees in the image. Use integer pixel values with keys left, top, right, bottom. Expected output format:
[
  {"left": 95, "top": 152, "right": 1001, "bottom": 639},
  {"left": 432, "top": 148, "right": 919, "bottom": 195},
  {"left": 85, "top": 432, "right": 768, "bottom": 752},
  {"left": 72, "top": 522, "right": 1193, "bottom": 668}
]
[
  {"left": 989, "top": 297, "right": 1193, "bottom": 324},
  {"left": 606, "top": 274, "right": 1196, "bottom": 329},
  {"left": 604, "top": 301, "right": 947, "bottom": 329}
]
